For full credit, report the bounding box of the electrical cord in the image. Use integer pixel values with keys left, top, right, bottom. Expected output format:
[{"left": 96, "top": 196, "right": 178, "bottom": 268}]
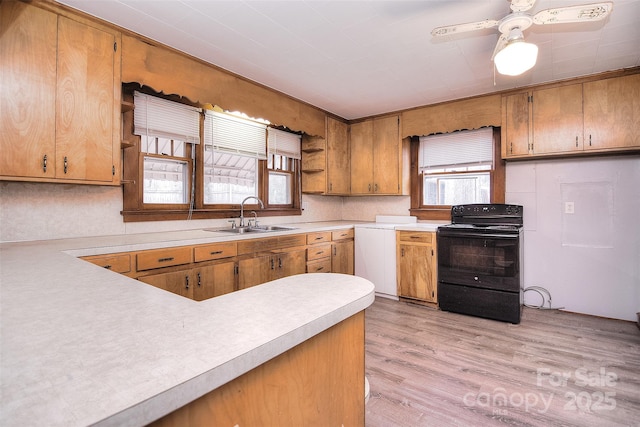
[{"left": 523, "top": 286, "right": 565, "bottom": 310}]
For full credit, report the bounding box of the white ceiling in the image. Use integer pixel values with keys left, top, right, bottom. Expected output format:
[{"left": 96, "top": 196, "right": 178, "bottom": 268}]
[{"left": 57, "top": 0, "right": 640, "bottom": 120}]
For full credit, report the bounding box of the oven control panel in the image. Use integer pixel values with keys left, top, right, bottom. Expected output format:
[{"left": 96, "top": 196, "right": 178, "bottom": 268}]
[{"left": 451, "top": 204, "right": 523, "bottom": 226}]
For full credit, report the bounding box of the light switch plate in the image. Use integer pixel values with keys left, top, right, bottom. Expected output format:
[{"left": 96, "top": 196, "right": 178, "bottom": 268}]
[{"left": 564, "top": 201, "right": 575, "bottom": 214}]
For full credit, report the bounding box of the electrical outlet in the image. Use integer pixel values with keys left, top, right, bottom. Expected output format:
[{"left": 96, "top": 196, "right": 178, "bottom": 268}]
[{"left": 564, "top": 201, "right": 575, "bottom": 214}]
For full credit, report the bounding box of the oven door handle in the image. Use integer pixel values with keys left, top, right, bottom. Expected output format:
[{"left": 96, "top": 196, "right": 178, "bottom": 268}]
[{"left": 437, "top": 231, "right": 519, "bottom": 240}]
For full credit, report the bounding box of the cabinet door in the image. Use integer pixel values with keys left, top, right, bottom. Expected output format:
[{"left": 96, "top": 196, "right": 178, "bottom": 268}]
[
  {"left": 139, "top": 269, "right": 192, "bottom": 299},
  {"left": 238, "top": 255, "right": 272, "bottom": 290},
  {"left": 0, "top": 2, "right": 57, "bottom": 178},
  {"left": 56, "top": 16, "right": 116, "bottom": 182},
  {"left": 193, "top": 262, "right": 236, "bottom": 301},
  {"left": 533, "top": 84, "right": 584, "bottom": 154},
  {"left": 372, "top": 115, "right": 400, "bottom": 194},
  {"left": 332, "top": 240, "right": 354, "bottom": 275},
  {"left": 326, "top": 117, "right": 350, "bottom": 194},
  {"left": 349, "top": 120, "right": 374, "bottom": 194},
  {"left": 502, "top": 92, "right": 531, "bottom": 157},
  {"left": 398, "top": 244, "right": 436, "bottom": 302},
  {"left": 584, "top": 74, "right": 640, "bottom": 150},
  {"left": 273, "top": 249, "right": 307, "bottom": 280}
]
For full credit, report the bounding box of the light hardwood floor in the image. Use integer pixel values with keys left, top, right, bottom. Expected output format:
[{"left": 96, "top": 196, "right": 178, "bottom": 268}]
[{"left": 365, "top": 297, "right": 640, "bottom": 427}]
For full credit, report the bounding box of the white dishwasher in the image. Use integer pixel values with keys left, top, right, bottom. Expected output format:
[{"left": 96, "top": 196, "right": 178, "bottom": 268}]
[{"left": 354, "top": 215, "right": 417, "bottom": 300}]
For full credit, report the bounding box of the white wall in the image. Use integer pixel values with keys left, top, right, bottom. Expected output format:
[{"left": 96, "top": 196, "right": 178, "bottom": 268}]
[
  {"left": 505, "top": 156, "right": 640, "bottom": 322},
  {"left": 0, "top": 183, "right": 343, "bottom": 242}
]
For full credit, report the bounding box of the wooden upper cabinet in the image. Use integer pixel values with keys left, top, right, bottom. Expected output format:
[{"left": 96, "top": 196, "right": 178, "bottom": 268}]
[
  {"left": 350, "top": 115, "right": 403, "bottom": 195},
  {"left": 0, "top": 1, "right": 57, "bottom": 178},
  {"left": 373, "top": 115, "right": 401, "bottom": 194},
  {"left": 502, "top": 74, "right": 640, "bottom": 160},
  {"left": 502, "top": 92, "right": 531, "bottom": 158},
  {"left": 532, "top": 84, "right": 584, "bottom": 154},
  {"left": 56, "top": 16, "right": 117, "bottom": 182},
  {"left": 0, "top": 1, "right": 121, "bottom": 185},
  {"left": 326, "top": 117, "right": 350, "bottom": 195},
  {"left": 349, "top": 120, "right": 374, "bottom": 194},
  {"left": 583, "top": 74, "right": 640, "bottom": 150}
]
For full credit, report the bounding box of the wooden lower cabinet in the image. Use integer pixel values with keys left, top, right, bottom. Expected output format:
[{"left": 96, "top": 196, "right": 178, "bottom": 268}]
[
  {"left": 83, "top": 228, "right": 354, "bottom": 299},
  {"left": 192, "top": 263, "right": 236, "bottom": 301},
  {"left": 396, "top": 231, "right": 437, "bottom": 303},
  {"left": 238, "top": 248, "right": 307, "bottom": 290},
  {"left": 332, "top": 239, "right": 354, "bottom": 275},
  {"left": 138, "top": 261, "right": 236, "bottom": 300},
  {"left": 149, "top": 311, "right": 365, "bottom": 427}
]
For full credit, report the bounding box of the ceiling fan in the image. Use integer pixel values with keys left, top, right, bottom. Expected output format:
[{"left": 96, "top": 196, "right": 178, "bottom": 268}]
[{"left": 431, "top": 0, "right": 613, "bottom": 76}]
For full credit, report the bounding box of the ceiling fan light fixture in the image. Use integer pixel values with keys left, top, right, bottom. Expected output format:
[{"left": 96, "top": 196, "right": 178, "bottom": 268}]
[{"left": 494, "top": 33, "right": 538, "bottom": 76}]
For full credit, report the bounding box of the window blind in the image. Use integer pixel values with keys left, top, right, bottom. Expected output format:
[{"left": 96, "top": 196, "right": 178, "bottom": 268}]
[
  {"left": 267, "top": 128, "right": 301, "bottom": 159},
  {"left": 203, "top": 110, "right": 267, "bottom": 159},
  {"left": 133, "top": 91, "right": 201, "bottom": 144},
  {"left": 419, "top": 127, "right": 493, "bottom": 171}
]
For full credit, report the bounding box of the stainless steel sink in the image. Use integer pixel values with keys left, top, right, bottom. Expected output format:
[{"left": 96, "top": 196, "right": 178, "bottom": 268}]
[{"left": 204, "top": 225, "right": 297, "bottom": 234}]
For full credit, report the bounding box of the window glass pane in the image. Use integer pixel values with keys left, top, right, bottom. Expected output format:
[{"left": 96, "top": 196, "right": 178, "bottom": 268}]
[
  {"left": 204, "top": 150, "right": 257, "bottom": 204},
  {"left": 423, "top": 172, "right": 490, "bottom": 205},
  {"left": 269, "top": 171, "right": 292, "bottom": 205},
  {"left": 143, "top": 157, "right": 189, "bottom": 204}
]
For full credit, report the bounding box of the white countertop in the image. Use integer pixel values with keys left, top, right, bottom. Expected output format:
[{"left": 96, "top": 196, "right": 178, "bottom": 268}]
[{"left": 0, "top": 221, "right": 374, "bottom": 427}]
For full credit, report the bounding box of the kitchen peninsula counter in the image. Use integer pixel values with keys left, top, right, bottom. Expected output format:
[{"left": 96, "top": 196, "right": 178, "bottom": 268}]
[{"left": 0, "top": 222, "right": 375, "bottom": 426}]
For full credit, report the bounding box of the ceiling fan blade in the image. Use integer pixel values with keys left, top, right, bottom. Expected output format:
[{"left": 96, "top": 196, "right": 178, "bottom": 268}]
[
  {"left": 431, "top": 19, "right": 499, "bottom": 37},
  {"left": 532, "top": 2, "right": 613, "bottom": 25},
  {"left": 510, "top": 0, "right": 537, "bottom": 13},
  {"left": 491, "top": 33, "right": 509, "bottom": 61}
]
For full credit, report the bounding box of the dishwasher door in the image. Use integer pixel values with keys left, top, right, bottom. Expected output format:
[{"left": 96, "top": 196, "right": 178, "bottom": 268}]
[{"left": 354, "top": 226, "right": 398, "bottom": 299}]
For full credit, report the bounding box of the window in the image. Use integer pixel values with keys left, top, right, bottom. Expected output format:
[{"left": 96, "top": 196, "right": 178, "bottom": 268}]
[
  {"left": 410, "top": 127, "right": 505, "bottom": 220},
  {"left": 266, "top": 128, "right": 301, "bottom": 206},
  {"left": 134, "top": 91, "right": 200, "bottom": 207},
  {"left": 122, "top": 87, "right": 302, "bottom": 222},
  {"left": 203, "top": 110, "right": 266, "bottom": 205}
]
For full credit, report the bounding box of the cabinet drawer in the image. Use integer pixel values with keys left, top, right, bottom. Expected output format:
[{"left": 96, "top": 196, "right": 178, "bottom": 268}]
[
  {"left": 83, "top": 253, "right": 131, "bottom": 273},
  {"left": 307, "top": 232, "right": 331, "bottom": 244},
  {"left": 398, "top": 231, "right": 433, "bottom": 244},
  {"left": 194, "top": 242, "right": 237, "bottom": 262},
  {"left": 307, "top": 243, "right": 332, "bottom": 261},
  {"left": 136, "top": 247, "right": 192, "bottom": 271},
  {"left": 307, "top": 258, "right": 332, "bottom": 273},
  {"left": 332, "top": 229, "right": 354, "bottom": 240}
]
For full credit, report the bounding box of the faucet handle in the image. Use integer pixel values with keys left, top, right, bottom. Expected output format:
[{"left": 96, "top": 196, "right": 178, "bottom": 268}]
[{"left": 228, "top": 219, "right": 237, "bottom": 229}]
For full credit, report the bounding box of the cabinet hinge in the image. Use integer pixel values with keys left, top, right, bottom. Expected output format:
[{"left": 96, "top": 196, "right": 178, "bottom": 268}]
[
  {"left": 114, "top": 42, "right": 117, "bottom": 52},
  {"left": 431, "top": 249, "right": 434, "bottom": 256},
  {"left": 528, "top": 95, "right": 533, "bottom": 103}
]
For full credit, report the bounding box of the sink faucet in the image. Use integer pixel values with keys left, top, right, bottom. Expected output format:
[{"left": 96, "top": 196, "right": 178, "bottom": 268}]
[{"left": 239, "top": 196, "right": 264, "bottom": 227}]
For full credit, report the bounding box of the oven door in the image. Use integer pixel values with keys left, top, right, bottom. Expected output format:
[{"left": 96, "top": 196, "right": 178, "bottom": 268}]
[{"left": 436, "top": 227, "right": 522, "bottom": 292}]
